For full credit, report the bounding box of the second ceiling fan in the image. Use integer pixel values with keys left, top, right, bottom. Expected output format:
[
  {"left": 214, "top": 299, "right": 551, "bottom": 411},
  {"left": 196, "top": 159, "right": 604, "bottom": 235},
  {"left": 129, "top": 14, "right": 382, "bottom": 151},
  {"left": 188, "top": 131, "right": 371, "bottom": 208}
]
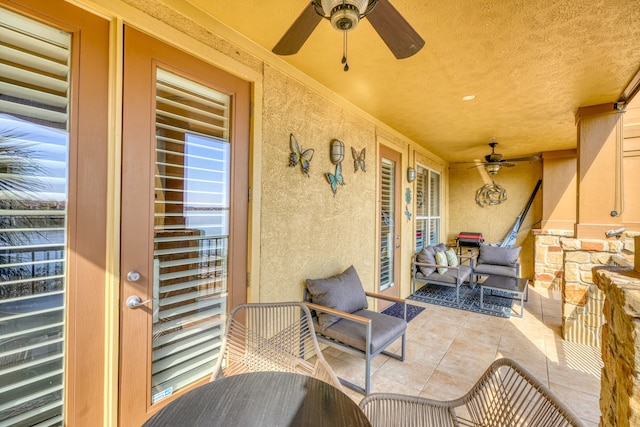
[
  {"left": 469, "top": 140, "right": 541, "bottom": 175},
  {"left": 272, "top": 0, "right": 424, "bottom": 70}
]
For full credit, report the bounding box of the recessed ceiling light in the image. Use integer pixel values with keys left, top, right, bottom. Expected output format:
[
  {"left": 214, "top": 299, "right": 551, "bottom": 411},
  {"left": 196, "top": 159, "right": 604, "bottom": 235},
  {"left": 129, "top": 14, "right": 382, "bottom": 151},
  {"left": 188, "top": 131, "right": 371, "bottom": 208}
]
[{"left": 462, "top": 95, "right": 475, "bottom": 101}]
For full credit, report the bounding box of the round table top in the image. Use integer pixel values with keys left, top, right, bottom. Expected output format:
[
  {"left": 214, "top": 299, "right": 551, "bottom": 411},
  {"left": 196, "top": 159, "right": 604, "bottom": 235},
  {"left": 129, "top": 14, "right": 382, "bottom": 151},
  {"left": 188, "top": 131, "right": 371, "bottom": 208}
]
[{"left": 143, "top": 371, "right": 371, "bottom": 427}]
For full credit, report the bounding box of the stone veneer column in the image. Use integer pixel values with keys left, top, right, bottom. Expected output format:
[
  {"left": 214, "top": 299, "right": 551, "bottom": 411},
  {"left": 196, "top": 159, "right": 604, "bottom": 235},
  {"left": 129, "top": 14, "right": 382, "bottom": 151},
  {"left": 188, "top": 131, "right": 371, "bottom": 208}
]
[
  {"left": 595, "top": 260, "right": 640, "bottom": 426},
  {"left": 533, "top": 229, "right": 574, "bottom": 289},
  {"left": 561, "top": 238, "right": 625, "bottom": 347}
]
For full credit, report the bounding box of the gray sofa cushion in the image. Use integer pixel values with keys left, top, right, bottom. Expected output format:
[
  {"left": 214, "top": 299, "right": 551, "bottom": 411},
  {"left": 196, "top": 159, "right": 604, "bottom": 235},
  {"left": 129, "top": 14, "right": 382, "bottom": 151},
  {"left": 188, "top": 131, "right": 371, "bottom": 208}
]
[
  {"left": 477, "top": 245, "right": 521, "bottom": 267},
  {"left": 313, "top": 309, "right": 406, "bottom": 354},
  {"left": 416, "top": 246, "right": 436, "bottom": 275},
  {"left": 473, "top": 263, "right": 517, "bottom": 278},
  {"left": 306, "top": 265, "right": 368, "bottom": 330},
  {"left": 416, "top": 265, "right": 472, "bottom": 285}
]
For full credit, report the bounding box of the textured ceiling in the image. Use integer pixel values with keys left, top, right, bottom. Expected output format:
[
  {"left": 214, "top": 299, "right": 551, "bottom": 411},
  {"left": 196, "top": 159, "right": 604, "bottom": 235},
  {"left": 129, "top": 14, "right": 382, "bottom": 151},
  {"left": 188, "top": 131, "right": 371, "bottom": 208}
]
[{"left": 187, "top": 0, "right": 640, "bottom": 163}]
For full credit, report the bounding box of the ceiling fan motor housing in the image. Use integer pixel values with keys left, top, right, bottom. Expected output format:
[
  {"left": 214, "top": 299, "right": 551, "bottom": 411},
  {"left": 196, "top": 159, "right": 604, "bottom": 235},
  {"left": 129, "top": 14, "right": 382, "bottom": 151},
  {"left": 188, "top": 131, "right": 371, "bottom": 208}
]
[{"left": 321, "top": 0, "right": 369, "bottom": 31}]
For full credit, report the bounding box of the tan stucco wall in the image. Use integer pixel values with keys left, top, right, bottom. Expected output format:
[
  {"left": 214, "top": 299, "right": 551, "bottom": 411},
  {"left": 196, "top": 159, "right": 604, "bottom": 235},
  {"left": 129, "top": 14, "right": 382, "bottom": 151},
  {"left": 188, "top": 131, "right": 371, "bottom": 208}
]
[
  {"left": 448, "top": 161, "right": 543, "bottom": 279},
  {"left": 259, "top": 64, "right": 379, "bottom": 301}
]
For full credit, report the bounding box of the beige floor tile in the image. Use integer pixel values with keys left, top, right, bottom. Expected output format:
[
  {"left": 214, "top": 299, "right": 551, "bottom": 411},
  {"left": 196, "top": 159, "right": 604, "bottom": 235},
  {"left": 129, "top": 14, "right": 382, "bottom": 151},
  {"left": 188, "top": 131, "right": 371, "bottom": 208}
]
[
  {"left": 322, "top": 285, "right": 602, "bottom": 424},
  {"left": 375, "top": 359, "right": 435, "bottom": 392},
  {"left": 419, "top": 369, "right": 476, "bottom": 401},
  {"left": 549, "top": 382, "right": 602, "bottom": 424}
]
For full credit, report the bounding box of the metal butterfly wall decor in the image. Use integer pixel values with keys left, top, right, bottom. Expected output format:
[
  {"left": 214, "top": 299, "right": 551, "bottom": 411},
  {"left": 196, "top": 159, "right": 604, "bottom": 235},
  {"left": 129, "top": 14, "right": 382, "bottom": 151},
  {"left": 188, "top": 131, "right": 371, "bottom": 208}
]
[
  {"left": 288, "top": 133, "right": 314, "bottom": 177},
  {"left": 326, "top": 162, "right": 345, "bottom": 197},
  {"left": 405, "top": 187, "right": 412, "bottom": 221},
  {"left": 351, "top": 147, "right": 366, "bottom": 173}
]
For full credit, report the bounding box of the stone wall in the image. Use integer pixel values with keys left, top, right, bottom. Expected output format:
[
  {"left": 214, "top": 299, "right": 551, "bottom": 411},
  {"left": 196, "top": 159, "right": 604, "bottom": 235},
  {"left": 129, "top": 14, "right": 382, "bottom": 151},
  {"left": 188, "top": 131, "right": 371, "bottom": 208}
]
[
  {"left": 560, "top": 238, "right": 625, "bottom": 347},
  {"left": 595, "top": 260, "right": 640, "bottom": 426},
  {"left": 533, "top": 229, "right": 574, "bottom": 290},
  {"left": 533, "top": 230, "right": 636, "bottom": 347}
]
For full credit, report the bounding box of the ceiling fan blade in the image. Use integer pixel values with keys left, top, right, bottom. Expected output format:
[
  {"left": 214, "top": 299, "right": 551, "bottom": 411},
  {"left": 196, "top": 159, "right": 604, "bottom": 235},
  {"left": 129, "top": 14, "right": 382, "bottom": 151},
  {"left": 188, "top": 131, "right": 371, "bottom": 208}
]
[
  {"left": 272, "top": 3, "right": 323, "bottom": 55},
  {"left": 503, "top": 155, "right": 541, "bottom": 162},
  {"left": 501, "top": 162, "right": 516, "bottom": 167},
  {"left": 366, "top": 0, "right": 425, "bottom": 59}
]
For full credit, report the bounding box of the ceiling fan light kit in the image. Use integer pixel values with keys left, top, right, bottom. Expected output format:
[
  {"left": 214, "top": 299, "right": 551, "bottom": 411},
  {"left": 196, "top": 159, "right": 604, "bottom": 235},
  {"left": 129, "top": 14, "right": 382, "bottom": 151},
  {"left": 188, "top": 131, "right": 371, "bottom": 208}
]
[{"left": 321, "top": 0, "right": 369, "bottom": 31}]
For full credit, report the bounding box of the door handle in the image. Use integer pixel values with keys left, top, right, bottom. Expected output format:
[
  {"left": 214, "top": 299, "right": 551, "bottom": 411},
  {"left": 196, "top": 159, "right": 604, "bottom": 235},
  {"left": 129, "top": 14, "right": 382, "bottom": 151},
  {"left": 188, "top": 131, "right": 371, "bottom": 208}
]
[{"left": 126, "top": 295, "right": 153, "bottom": 309}]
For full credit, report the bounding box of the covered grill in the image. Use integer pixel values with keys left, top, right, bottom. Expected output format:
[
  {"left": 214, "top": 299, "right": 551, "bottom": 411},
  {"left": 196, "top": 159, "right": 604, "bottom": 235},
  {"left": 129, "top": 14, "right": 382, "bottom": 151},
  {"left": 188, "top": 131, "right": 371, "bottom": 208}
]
[{"left": 456, "top": 232, "right": 484, "bottom": 249}]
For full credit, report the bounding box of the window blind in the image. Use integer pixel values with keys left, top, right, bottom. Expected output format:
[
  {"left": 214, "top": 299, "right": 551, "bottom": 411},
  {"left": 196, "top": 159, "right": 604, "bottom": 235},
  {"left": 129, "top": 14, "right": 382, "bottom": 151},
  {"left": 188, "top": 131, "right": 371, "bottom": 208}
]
[
  {"left": 379, "top": 158, "right": 394, "bottom": 290},
  {"left": 150, "top": 69, "right": 231, "bottom": 402},
  {"left": 0, "top": 6, "right": 71, "bottom": 426}
]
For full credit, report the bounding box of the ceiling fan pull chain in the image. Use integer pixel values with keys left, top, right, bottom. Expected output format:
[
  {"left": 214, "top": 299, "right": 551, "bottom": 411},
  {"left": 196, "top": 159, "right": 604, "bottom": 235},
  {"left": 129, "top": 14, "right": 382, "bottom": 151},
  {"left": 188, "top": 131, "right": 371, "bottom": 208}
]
[{"left": 342, "top": 30, "right": 349, "bottom": 71}]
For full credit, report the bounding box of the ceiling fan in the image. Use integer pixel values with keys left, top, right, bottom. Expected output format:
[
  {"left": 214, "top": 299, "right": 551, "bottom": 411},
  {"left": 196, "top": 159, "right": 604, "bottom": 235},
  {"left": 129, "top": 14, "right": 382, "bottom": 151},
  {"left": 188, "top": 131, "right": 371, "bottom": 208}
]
[
  {"left": 272, "top": 0, "right": 424, "bottom": 70},
  {"left": 468, "top": 140, "right": 541, "bottom": 175}
]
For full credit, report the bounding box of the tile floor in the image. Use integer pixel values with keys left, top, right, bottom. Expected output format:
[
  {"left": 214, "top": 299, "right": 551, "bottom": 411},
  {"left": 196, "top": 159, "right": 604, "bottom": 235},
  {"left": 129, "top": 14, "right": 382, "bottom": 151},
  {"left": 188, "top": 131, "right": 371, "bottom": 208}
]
[{"left": 322, "top": 286, "right": 603, "bottom": 427}]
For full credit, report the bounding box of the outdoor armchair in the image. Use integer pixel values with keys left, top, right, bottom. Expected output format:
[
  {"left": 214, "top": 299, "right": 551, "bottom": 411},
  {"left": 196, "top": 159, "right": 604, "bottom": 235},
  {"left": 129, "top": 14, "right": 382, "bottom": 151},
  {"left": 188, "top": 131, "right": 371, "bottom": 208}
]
[
  {"left": 473, "top": 244, "right": 521, "bottom": 279},
  {"left": 304, "top": 265, "right": 407, "bottom": 395},
  {"left": 210, "top": 302, "right": 343, "bottom": 391},
  {"left": 359, "top": 358, "right": 585, "bottom": 427}
]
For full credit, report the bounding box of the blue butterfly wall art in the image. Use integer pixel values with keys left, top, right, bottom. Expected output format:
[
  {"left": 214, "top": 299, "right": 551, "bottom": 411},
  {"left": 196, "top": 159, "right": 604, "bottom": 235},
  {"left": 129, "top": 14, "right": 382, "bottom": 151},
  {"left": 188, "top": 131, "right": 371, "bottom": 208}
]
[
  {"left": 326, "top": 162, "right": 345, "bottom": 197},
  {"left": 288, "top": 133, "right": 314, "bottom": 177},
  {"left": 351, "top": 147, "right": 366, "bottom": 173}
]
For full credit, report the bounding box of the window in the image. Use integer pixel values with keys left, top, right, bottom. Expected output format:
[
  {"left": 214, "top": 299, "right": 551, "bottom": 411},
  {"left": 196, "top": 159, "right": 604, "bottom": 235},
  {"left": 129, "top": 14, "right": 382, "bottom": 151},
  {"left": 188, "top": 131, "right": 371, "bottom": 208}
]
[
  {"left": 0, "top": 7, "right": 71, "bottom": 425},
  {"left": 415, "top": 165, "right": 441, "bottom": 251}
]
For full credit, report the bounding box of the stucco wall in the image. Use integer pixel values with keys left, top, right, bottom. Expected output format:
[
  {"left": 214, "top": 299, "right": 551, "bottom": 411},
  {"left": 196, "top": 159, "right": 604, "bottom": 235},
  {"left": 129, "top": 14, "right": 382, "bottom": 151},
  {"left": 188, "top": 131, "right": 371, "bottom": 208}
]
[
  {"left": 448, "top": 161, "right": 543, "bottom": 279},
  {"left": 259, "top": 64, "right": 379, "bottom": 301}
]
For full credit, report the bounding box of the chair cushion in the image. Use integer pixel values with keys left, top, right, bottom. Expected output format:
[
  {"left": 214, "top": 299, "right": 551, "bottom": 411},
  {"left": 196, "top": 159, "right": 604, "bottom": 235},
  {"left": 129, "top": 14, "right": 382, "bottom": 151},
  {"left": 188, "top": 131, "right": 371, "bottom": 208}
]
[
  {"left": 477, "top": 245, "right": 521, "bottom": 267},
  {"left": 315, "top": 309, "right": 406, "bottom": 354},
  {"left": 306, "top": 265, "right": 368, "bottom": 330},
  {"left": 416, "top": 246, "right": 436, "bottom": 276},
  {"left": 418, "top": 265, "right": 471, "bottom": 285},
  {"left": 473, "top": 263, "right": 517, "bottom": 278}
]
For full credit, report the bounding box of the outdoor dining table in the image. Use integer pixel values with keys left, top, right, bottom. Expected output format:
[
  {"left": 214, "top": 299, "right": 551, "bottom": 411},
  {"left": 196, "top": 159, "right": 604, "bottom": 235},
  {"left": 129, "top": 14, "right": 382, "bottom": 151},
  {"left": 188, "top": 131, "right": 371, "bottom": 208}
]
[{"left": 142, "top": 371, "right": 372, "bottom": 427}]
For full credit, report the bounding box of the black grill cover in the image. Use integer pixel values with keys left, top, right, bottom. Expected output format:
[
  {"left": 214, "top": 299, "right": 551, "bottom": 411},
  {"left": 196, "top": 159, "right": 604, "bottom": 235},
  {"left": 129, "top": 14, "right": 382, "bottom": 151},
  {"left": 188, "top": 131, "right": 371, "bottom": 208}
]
[{"left": 456, "top": 232, "right": 484, "bottom": 247}]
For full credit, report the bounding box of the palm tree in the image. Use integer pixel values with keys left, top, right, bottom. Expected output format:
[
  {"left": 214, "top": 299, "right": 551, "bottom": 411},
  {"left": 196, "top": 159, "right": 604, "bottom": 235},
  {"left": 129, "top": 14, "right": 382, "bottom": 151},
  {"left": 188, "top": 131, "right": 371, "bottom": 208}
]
[{"left": 0, "top": 131, "right": 46, "bottom": 286}]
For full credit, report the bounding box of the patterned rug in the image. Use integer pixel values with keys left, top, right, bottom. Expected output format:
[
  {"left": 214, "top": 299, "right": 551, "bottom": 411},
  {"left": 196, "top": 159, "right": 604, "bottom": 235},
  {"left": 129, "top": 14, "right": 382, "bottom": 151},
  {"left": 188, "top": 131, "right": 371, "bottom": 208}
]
[
  {"left": 408, "top": 283, "right": 514, "bottom": 318},
  {"left": 381, "top": 302, "right": 425, "bottom": 322}
]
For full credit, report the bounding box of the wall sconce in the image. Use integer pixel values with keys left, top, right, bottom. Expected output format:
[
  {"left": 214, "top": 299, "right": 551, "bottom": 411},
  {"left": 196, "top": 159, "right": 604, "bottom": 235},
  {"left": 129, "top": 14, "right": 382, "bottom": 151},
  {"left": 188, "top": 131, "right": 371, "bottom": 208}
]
[
  {"left": 407, "top": 167, "right": 416, "bottom": 182},
  {"left": 330, "top": 139, "right": 345, "bottom": 164}
]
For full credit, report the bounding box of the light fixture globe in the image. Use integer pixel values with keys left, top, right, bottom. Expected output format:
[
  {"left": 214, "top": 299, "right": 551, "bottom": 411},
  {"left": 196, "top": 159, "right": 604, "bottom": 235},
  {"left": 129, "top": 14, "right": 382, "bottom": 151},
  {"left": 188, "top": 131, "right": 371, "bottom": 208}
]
[
  {"left": 321, "top": 0, "right": 369, "bottom": 31},
  {"left": 330, "top": 139, "right": 345, "bottom": 164},
  {"left": 485, "top": 163, "right": 501, "bottom": 175}
]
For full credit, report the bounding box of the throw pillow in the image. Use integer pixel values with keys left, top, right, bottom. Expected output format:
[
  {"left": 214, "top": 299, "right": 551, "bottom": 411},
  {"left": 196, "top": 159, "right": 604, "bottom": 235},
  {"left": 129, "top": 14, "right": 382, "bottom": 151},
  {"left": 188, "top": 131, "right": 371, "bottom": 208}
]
[
  {"left": 478, "top": 244, "right": 521, "bottom": 267},
  {"left": 416, "top": 246, "right": 436, "bottom": 276},
  {"left": 306, "top": 265, "right": 368, "bottom": 330},
  {"left": 434, "top": 243, "right": 447, "bottom": 253},
  {"left": 445, "top": 248, "right": 459, "bottom": 266},
  {"left": 435, "top": 251, "right": 448, "bottom": 274}
]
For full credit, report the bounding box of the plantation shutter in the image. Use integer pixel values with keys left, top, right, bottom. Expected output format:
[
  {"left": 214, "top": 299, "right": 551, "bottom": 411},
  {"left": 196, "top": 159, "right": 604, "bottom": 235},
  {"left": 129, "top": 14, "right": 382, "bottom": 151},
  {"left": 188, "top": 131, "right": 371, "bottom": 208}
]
[
  {"left": 379, "top": 158, "right": 395, "bottom": 291},
  {"left": 150, "top": 68, "right": 230, "bottom": 402},
  {"left": 0, "top": 6, "right": 71, "bottom": 426}
]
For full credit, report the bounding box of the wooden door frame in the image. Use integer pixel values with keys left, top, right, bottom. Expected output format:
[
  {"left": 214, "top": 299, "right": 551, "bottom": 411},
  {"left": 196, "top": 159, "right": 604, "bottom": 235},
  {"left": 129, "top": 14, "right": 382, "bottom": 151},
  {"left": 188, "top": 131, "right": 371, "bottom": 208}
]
[{"left": 0, "top": 1, "right": 110, "bottom": 425}]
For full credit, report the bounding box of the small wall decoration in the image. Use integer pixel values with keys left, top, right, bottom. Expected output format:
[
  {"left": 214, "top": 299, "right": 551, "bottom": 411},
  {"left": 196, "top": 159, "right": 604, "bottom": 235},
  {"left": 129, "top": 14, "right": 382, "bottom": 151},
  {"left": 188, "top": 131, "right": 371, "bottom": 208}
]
[
  {"left": 351, "top": 147, "right": 366, "bottom": 173},
  {"left": 475, "top": 182, "right": 507, "bottom": 207},
  {"left": 326, "top": 163, "right": 344, "bottom": 196},
  {"left": 288, "top": 133, "right": 314, "bottom": 177},
  {"left": 404, "top": 187, "right": 412, "bottom": 221}
]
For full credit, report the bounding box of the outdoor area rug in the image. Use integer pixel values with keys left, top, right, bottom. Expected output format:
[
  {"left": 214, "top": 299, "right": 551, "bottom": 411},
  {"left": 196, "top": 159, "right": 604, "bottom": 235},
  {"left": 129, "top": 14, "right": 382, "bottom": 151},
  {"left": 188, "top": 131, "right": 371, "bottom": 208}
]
[
  {"left": 408, "top": 283, "right": 514, "bottom": 318},
  {"left": 381, "top": 302, "right": 425, "bottom": 322}
]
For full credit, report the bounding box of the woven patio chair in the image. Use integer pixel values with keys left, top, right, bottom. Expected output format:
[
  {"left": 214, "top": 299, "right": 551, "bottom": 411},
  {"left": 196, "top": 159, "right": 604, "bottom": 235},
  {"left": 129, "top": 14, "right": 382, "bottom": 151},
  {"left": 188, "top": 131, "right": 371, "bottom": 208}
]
[
  {"left": 359, "top": 358, "right": 585, "bottom": 427},
  {"left": 210, "top": 302, "right": 343, "bottom": 392}
]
